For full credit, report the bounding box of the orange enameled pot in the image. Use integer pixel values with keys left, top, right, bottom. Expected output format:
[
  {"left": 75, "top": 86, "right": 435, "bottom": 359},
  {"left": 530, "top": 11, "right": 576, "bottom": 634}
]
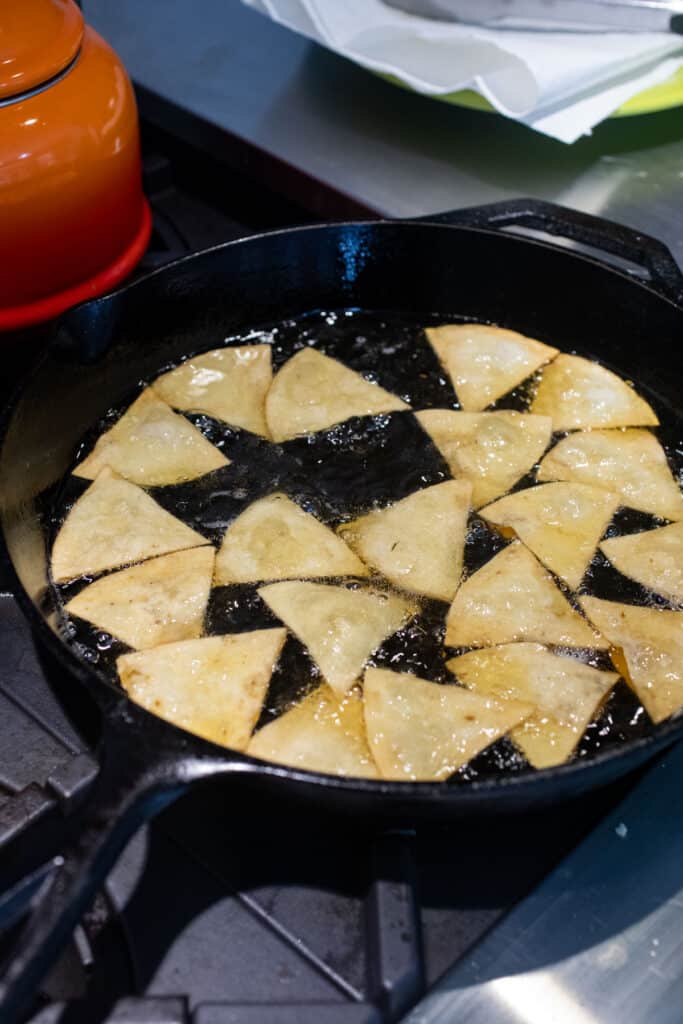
[{"left": 0, "top": 0, "right": 151, "bottom": 330}]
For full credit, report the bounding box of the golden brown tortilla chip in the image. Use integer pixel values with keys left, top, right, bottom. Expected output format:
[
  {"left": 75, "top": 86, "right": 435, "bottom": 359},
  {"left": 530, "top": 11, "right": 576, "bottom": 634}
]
[
  {"left": 538, "top": 429, "right": 683, "bottom": 522},
  {"left": 66, "top": 547, "right": 215, "bottom": 650},
  {"left": 445, "top": 541, "right": 604, "bottom": 649},
  {"left": 258, "top": 580, "right": 416, "bottom": 698},
  {"left": 581, "top": 596, "right": 683, "bottom": 723},
  {"left": 216, "top": 493, "right": 367, "bottom": 585},
  {"left": 248, "top": 684, "right": 378, "bottom": 777},
  {"left": 265, "top": 348, "right": 409, "bottom": 441},
  {"left": 153, "top": 345, "right": 272, "bottom": 437},
  {"left": 363, "top": 667, "right": 533, "bottom": 780},
  {"left": 481, "top": 482, "right": 619, "bottom": 590},
  {"left": 600, "top": 523, "right": 683, "bottom": 606},
  {"left": 118, "top": 628, "right": 286, "bottom": 749},
  {"left": 530, "top": 354, "right": 658, "bottom": 430},
  {"left": 75, "top": 390, "right": 228, "bottom": 485},
  {"left": 426, "top": 324, "right": 558, "bottom": 412},
  {"left": 416, "top": 410, "right": 553, "bottom": 507},
  {"left": 448, "top": 643, "right": 617, "bottom": 768},
  {"left": 338, "top": 480, "right": 471, "bottom": 602},
  {"left": 52, "top": 469, "right": 208, "bottom": 583}
]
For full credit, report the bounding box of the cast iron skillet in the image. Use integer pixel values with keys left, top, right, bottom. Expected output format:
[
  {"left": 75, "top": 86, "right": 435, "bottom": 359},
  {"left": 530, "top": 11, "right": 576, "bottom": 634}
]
[{"left": 1, "top": 198, "right": 683, "bottom": 1021}]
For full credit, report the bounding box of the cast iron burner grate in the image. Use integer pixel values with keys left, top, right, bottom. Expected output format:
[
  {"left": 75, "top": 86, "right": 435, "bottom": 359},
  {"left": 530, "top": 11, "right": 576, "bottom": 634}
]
[{"left": 0, "top": 125, "right": 636, "bottom": 1024}]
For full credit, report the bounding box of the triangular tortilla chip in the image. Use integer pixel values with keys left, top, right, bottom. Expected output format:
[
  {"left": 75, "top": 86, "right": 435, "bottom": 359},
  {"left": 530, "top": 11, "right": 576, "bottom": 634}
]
[
  {"left": 426, "top": 324, "right": 558, "bottom": 412},
  {"left": 600, "top": 523, "right": 683, "bottom": 605},
  {"left": 117, "top": 628, "right": 286, "bottom": 750},
  {"left": 66, "top": 547, "right": 215, "bottom": 650},
  {"left": 338, "top": 481, "right": 471, "bottom": 602},
  {"left": 265, "top": 348, "right": 409, "bottom": 442},
  {"left": 215, "top": 493, "right": 367, "bottom": 585},
  {"left": 152, "top": 345, "right": 272, "bottom": 437},
  {"left": 75, "top": 390, "right": 228, "bottom": 485},
  {"left": 52, "top": 469, "right": 209, "bottom": 583},
  {"left": 258, "top": 581, "right": 416, "bottom": 697},
  {"left": 530, "top": 354, "right": 658, "bottom": 430},
  {"left": 363, "top": 667, "right": 533, "bottom": 780},
  {"left": 448, "top": 644, "right": 618, "bottom": 768},
  {"left": 416, "top": 410, "right": 552, "bottom": 507},
  {"left": 581, "top": 596, "right": 683, "bottom": 723},
  {"left": 538, "top": 429, "right": 683, "bottom": 522},
  {"left": 480, "top": 482, "right": 619, "bottom": 590},
  {"left": 445, "top": 541, "right": 604, "bottom": 649},
  {"left": 248, "top": 684, "right": 378, "bottom": 777}
]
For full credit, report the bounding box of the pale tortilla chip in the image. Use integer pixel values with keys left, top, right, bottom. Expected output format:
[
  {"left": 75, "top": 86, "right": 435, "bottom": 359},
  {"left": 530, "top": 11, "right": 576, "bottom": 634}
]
[
  {"left": 258, "top": 581, "right": 416, "bottom": 697},
  {"left": 481, "top": 482, "right": 619, "bottom": 590},
  {"left": 265, "top": 348, "right": 409, "bottom": 442},
  {"left": 66, "top": 547, "right": 215, "bottom": 650},
  {"left": 117, "top": 628, "right": 286, "bottom": 749},
  {"left": 445, "top": 541, "right": 604, "bottom": 649},
  {"left": 416, "top": 410, "right": 552, "bottom": 507},
  {"left": 153, "top": 345, "right": 272, "bottom": 437},
  {"left": 363, "top": 667, "right": 533, "bottom": 780},
  {"left": 248, "top": 684, "right": 378, "bottom": 777},
  {"left": 530, "top": 354, "right": 658, "bottom": 430},
  {"left": 538, "top": 429, "right": 683, "bottom": 522},
  {"left": 216, "top": 492, "right": 367, "bottom": 585},
  {"left": 581, "top": 596, "right": 683, "bottom": 723},
  {"left": 75, "top": 390, "right": 228, "bottom": 485},
  {"left": 52, "top": 469, "right": 208, "bottom": 583},
  {"left": 448, "top": 644, "right": 618, "bottom": 768},
  {"left": 600, "top": 523, "right": 683, "bottom": 605},
  {"left": 338, "top": 481, "right": 471, "bottom": 602},
  {"left": 426, "top": 324, "right": 558, "bottom": 412}
]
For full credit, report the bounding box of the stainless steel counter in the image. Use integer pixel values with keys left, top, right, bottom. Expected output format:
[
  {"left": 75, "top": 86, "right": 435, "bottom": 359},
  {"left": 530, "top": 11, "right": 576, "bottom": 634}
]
[
  {"left": 84, "top": 4, "right": 683, "bottom": 1021},
  {"left": 404, "top": 743, "right": 683, "bottom": 1024},
  {"left": 88, "top": 0, "right": 683, "bottom": 259}
]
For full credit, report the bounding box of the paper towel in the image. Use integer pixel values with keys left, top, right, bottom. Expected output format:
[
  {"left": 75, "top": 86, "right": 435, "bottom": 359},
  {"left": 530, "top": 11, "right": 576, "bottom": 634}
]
[{"left": 243, "top": 0, "right": 683, "bottom": 142}]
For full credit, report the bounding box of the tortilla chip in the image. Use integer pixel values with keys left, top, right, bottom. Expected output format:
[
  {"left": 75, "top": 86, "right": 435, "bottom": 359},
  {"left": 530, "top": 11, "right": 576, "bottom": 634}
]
[
  {"left": 75, "top": 390, "right": 228, "bottom": 486},
  {"left": 153, "top": 345, "right": 272, "bottom": 437},
  {"left": 66, "top": 546, "right": 215, "bottom": 650},
  {"left": 363, "top": 667, "right": 533, "bottom": 781},
  {"left": 480, "top": 482, "right": 619, "bottom": 590},
  {"left": 338, "top": 481, "right": 471, "bottom": 602},
  {"left": 52, "top": 469, "right": 208, "bottom": 583},
  {"left": 448, "top": 643, "right": 618, "bottom": 768},
  {"left": 258, "top": 581, "right": 416, "bottom": 697},
  {"left": 215, "top": 492, "right": 367, "bottom": 585},
  {"left": 117, "top": 628, "right": 286, "bottom": 750},
  {"left": 248, "top": 684, "right": 378, "bottom": 777},
  {"left": 581, "top": 596, "right": 683, "bottom": 723},
  {"left": 600, "top": 523, "right": 683, "bottom": 605},
  {"left": 445, "top": 541, "right": 604, "bottom": 649},
  {"left": 426, "top": 324, "right": 558, "bottom": 412},
  {"left": 530, "top": 354, "right": 658, "bottom": 430},
  {"left": 538, "top": 429, "right": 683, "bottom": 522},
  {"left": 265, "top": 348, "right": 409, "bottom": 442},
  {"left": 416, "top": 410, "right": 553, "bottom": 507}
]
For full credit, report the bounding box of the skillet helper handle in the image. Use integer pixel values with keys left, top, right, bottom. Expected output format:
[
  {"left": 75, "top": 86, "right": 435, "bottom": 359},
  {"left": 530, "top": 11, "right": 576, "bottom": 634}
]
[
  {"left": 416, "top": 197, "right": 683, "bottom": 307},
  {"left": 0, "top": 702, "right": 198, "bottom": 1024}
]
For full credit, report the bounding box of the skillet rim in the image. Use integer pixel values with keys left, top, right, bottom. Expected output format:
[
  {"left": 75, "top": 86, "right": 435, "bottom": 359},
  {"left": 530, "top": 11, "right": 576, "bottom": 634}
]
[{"left": 2, "top": 215, "right": 683, "bottom": 802}]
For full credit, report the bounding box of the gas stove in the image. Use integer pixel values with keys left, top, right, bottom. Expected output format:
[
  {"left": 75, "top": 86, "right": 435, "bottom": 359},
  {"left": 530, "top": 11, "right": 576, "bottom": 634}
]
[{"left": 0, "top": 117, "right": 681, "bottom": 1024}]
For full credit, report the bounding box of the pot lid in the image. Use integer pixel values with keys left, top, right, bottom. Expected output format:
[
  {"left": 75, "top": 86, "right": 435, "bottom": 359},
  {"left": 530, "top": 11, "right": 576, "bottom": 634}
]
[{"left": 0, "top": 0, "right": 84, "bottom": 101}]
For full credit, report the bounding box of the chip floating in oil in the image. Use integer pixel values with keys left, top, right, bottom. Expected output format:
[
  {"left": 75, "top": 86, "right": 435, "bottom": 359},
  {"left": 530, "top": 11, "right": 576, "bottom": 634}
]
[
  {"left": 448, "top": 644, "right": 618, "bottom": 768},
  {"left": 153, "top": 344, "right": 273, "bottom": 438},
  {"left": 51, "top": 311, "right": 683, "bottom": 781}
]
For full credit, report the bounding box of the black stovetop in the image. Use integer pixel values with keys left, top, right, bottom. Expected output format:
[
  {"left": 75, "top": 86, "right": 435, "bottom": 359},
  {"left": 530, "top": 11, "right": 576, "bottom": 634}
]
[{"left": 0, "top": 122, "right": 640, "bottom": 1024}]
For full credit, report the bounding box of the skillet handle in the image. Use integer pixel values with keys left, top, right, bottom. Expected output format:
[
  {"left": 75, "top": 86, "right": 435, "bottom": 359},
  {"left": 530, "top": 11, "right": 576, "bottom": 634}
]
[
  {"left": 414, "top": 197, "right": 683, "bottom": 306},
  {"left": 0, "top": 699, "right": 241, "bottom": 1024}
]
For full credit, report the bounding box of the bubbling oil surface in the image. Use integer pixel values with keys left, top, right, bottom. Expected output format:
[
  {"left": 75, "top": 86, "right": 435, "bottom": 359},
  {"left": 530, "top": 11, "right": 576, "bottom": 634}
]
[{"left": 49, "top": 310, "right": 683, "bottom": 781}]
